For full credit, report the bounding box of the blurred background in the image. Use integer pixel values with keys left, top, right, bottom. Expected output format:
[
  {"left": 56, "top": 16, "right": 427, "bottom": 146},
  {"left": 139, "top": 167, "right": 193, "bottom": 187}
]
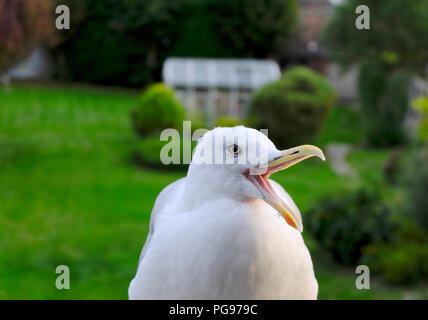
[{"left": 0, "top": 0, "right": 427, "bottom": 299}]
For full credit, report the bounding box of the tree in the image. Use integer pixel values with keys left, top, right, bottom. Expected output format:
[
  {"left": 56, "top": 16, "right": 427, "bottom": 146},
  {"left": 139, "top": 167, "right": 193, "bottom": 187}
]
[
  {"left": 322, "top": 0, "right": 428, "bottom": 146},
  {"left": 56, "top": 0, "right": 297, "bottom": 86},
  {"left": 0, "top": 0, "right": 55, "bottom": 71},
  {"left": 168, "top": 0, "right": 237, "bottom": 58},
  {"left": 208, "top": 0, "right": 298, "bottom": 58},
  {"left": 55, "top": 0, "right": 183, "bottom": 87}
]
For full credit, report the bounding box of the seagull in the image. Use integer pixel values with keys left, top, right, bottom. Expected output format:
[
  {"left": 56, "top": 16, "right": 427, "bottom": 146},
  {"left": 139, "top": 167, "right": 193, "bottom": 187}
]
[{"left": 129, "top": 126, "right": 325, "bottom": 299}]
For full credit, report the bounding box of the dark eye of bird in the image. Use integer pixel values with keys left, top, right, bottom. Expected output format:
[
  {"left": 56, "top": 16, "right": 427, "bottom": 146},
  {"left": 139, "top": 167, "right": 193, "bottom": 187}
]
[{"left": 228, "top": 144, "right": 240, "bottom": 156}]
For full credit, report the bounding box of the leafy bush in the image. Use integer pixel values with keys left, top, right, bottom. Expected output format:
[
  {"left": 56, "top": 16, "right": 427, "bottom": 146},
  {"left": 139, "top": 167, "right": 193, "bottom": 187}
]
[
  {"left": 168, "top": 0, "right": 237, "bottom": 58},
  {"left": 131, "top": 83, "right": 186, "bottom": 137},
  {"left": 363, "top": 144, "right": 428, "bottom": 285},
  {"left": 208, "top": 0, "right": 297, "bottom": 57},
  {"left": 382, "top": 147, "right": 404, "bottom": 185},
  {"left": 361, "top": 212, "right": 428, "bottom": 285},
  {"left": 249, "top": 66, "right": 335, "bottom": 148},
  {"left": 412, "top": 90, "right": 428, "bottom": 141},
  {"left": 305, "top": 189, "right": 394, "bottom": 265},
  {"left": 322, "top": 0, "right": 428, "bottom": 76},
  {"left": 54, "top": 0, "right": 297, "bottom": 85},
  {"left": 54, "top": 0, "right": 182, "bottom": 87},
  {"left": 402, "top": 143, "right": 428, "bottom": 231},
  {"left": 215, "top": 116, "right": 244, "bottom": 128},
  {"left": 362, "top": 242, "right": 428, "bottom": 285},
  {"left": 358, "top": 64, "right": 410, "bottom": 147},
  {"left": 322, "top": 0, "right": 428, "bottom": 147}
]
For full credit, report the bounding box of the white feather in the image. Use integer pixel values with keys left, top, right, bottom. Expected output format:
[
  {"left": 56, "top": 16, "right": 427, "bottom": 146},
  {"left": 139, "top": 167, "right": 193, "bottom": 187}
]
[{"left": 129, "top": 127, "right": 318, "bottom": 299}]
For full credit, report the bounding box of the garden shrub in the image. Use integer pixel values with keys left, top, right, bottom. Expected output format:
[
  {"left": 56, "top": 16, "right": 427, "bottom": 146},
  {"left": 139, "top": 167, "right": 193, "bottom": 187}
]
[
  {"left": 361, "top": 214, "right": 428, "bottom": 285},
  {"left": 208, "top": 0, "right": 297, "bottom": 57},
  {"left": 131, "top": 83, "right": 186, "bottom": 137},
  {"left": 168, "top": 0, "right": 237, "bottom": 58},
  {"left": 305, "top": 188, "right": 394, "bottom": 265},
  {"left": 394, "top": 218, "right": 428, "bottom": 244},
  {"left": 382, "top": 147, "right": 404, "bottom": 185},
  {"left": 322, "top": 0, "right": 428, "bottom": 76},
  {"left": 362, "top": 242, "right": 428, "bottom": 285},
  {"left": 215, "top": 116, "right": 244, "bottom": 128},
  {"left": 358, "top": 64, "right": 410, "bottom": 147},
  {"left": 412, "top": 90, "right": 428, "bottom": 141},
  {"left": 362, "top": 144, "right": 428, "bottom": 285},
  {"left": 322, "top": 0, "right": 428, "bottom": 147},
  {"left": 54, "top": 0, "right": 182, "bottom": 87},
  {"left": 54, "top": 0, "right": 298, "bottom": 86},
  {"left": 402, "top": 143, "right": 428, "bottom": 231},
  {"left": 249, "top": 66, "right": 335, "bottom": 148}
]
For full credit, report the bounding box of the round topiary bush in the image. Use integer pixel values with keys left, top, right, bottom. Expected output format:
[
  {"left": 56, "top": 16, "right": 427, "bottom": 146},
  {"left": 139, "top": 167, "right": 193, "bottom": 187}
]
[
  {"left": 249, "top": 66, "right": 335, "bottom": 147},
  {"left": 305, "top": 188, "right": 394, "bottom": 265},
  {"left": 131, "top": 83, "right": 186, "bottom": 137}
]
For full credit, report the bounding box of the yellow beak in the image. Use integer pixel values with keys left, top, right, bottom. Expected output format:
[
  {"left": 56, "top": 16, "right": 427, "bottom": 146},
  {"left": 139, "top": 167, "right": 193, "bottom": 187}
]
[
  {"left": 247, "top": 145, "right": 326, "bottom": 232},
  {"left": 270, "top": 145, "right": 325, "bottom": 171}
]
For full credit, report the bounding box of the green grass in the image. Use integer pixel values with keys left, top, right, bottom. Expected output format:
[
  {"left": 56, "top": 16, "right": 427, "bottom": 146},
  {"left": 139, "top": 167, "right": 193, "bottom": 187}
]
[{"left": 0, "top": 85, "right": 420, "bottom": 299}]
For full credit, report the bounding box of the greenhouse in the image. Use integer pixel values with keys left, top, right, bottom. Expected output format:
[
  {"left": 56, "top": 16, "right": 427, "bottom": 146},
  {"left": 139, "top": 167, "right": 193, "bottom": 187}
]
[{"left": 162, "top": 57, "right": 281, "bottom": 123}]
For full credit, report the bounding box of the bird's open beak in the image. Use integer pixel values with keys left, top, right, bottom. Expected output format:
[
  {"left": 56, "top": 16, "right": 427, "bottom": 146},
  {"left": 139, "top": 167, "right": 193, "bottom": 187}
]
[{"left": 245, "top": 145, "right": 325, "bottom": 232}]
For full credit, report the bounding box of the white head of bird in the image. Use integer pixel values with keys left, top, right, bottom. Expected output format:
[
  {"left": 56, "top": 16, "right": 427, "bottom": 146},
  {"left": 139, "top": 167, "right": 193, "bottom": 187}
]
[{"left": 182, "top": 126, "right": 325, "bottom": 232}]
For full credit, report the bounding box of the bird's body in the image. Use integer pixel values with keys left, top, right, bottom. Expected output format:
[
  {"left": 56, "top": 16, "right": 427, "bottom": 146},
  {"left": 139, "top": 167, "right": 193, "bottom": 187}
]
[{"left": 129, "top": 126, "right": 323, "bottom": 300}]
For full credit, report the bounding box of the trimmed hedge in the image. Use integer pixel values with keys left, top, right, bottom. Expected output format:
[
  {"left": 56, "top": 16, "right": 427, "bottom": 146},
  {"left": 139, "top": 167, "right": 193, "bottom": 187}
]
[
  {"left": 249, "top": 66, "right": 335, "bottom": 148},
  {"left": 305, "top": 188, "right": 394, "bottom": 265},
  {"left": 131, "top": 83, "right": 186, "bottom": 137}
]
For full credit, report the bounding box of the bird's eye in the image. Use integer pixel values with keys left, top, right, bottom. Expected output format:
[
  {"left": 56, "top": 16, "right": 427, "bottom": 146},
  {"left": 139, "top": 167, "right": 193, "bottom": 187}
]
[{"left": 227, "top": 144, "right": 241, "bottom": 157}]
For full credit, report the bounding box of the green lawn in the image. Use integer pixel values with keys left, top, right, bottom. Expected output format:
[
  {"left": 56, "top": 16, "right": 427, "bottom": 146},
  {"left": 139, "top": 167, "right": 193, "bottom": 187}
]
[{"left": 0, "top": 85, "right": 419, "bottom": 299}]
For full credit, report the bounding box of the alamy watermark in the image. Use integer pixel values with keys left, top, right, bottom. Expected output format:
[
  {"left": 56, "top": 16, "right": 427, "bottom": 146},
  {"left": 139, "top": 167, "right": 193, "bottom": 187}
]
[
  {"left": 355, "top": 265, "right": 370, "bottom": 290},
  {"left": 55, "top": 5, "right": 70, "bottom": 30},
  {"left": 159, "top": 121, "right": 270, "bottom": 171},
  {"left": 54, "top": 3, "right": 370, "bottom": 33},
  {"left": 55, "top": 265, "right": 70, "bottom": 290},
  {"left": 355, "top": 5, "right": 370, "bottom": 30}
]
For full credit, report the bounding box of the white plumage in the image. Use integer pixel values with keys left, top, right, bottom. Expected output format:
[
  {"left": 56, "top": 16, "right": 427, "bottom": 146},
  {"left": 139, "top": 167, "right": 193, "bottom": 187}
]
[{"left": 129, "top": 126, "right": 321, "bottom": 299}]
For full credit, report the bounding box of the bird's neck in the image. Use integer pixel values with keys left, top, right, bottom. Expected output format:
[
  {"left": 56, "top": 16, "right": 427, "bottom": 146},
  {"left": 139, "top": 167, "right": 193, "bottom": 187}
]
[{"left": 178, "top": 165, "right": 248, "bottom": 212}]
